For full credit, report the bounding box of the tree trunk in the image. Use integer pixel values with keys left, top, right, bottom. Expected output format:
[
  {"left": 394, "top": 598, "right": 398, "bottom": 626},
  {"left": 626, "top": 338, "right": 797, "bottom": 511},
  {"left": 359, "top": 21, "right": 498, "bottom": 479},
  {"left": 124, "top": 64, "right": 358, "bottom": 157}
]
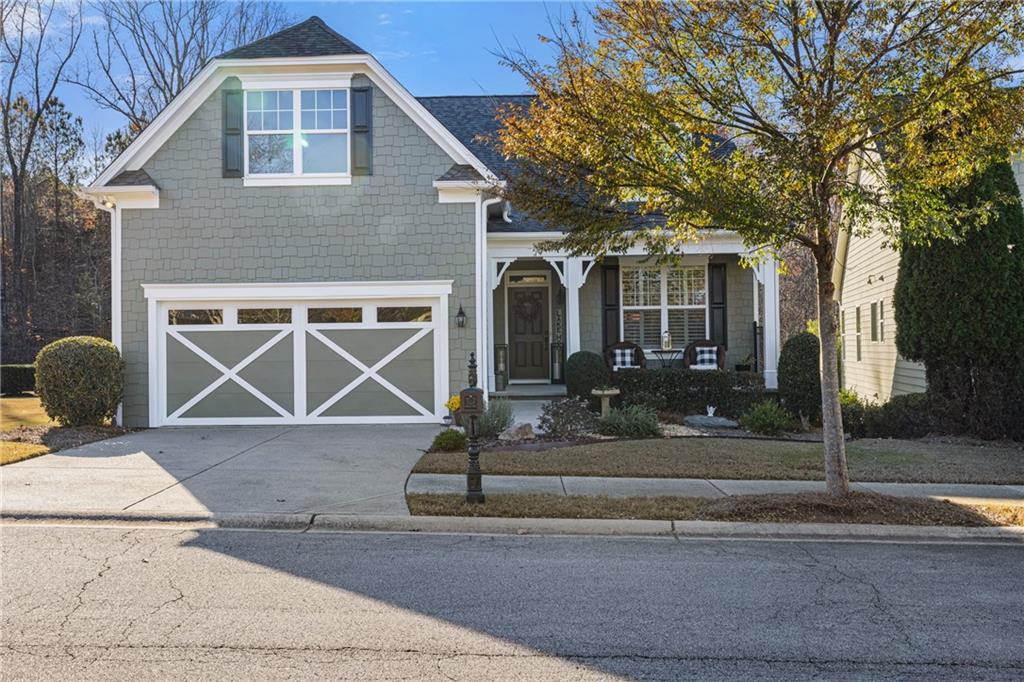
[{"left": 815, "top": 260, "right": 850, "bottom": 495}]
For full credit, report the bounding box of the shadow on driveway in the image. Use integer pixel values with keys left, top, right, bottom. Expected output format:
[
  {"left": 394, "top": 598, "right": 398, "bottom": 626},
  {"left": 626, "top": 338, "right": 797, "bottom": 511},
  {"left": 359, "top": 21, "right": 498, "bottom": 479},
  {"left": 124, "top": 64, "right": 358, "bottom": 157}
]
[{"left": 1, "top": 425, "right": 437, "bottom": 515}]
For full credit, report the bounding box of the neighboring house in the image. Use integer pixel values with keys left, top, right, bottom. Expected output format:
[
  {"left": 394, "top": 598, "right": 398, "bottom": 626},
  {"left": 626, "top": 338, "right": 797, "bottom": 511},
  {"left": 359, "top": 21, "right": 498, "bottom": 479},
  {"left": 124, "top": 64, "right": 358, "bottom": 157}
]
[
  {"left": 833, "top": 156, "right": 1024, "bottom": 402},
  {"left": 82, "top": 16, "right": 783, "bottom": 428},
  {"left": 833, "top": 227, "right": 926, "bottom": 402}
]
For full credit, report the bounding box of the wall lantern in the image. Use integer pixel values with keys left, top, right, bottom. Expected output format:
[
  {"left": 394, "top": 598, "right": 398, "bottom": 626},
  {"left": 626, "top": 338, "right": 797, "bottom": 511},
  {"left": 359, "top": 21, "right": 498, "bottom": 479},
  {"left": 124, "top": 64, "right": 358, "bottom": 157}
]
[{"left": 455, "top": 305, "right": 467, "bottom": 328}]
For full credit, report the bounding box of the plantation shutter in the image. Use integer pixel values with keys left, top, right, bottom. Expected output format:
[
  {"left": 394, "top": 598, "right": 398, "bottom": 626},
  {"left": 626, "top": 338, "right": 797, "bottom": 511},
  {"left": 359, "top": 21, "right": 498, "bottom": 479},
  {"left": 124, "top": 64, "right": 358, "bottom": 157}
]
[
  {"left": 351, "top": 87, "right": 373, "bottom": 176},
  {"left": 601, "top": 263, "right": 620, "bottom": 349},
  {"left": 222, "top": 88, "right": 244, "bottom": 178},
  {"left": 709, "top": 263, "right": 727, "bottom": 347}
]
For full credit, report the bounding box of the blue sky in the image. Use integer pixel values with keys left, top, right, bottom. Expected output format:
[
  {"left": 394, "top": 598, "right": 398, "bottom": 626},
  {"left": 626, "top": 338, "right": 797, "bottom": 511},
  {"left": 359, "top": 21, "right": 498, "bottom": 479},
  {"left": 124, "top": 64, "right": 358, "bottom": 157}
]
[{"left": 58, "top": 1, "right": 591, "bottom": 141}]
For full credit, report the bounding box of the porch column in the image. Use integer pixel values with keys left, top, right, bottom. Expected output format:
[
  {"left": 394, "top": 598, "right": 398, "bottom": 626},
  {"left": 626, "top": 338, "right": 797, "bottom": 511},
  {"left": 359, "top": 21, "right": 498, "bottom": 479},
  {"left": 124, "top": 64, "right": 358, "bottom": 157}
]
[
  {"left": 487, "top": 258, "right": 515, "bottom": 391},
  {"left": 763, "top": 257, "right": 781, "bottom": 389},
  {"left": 557, "top": 257, "right": 597, "bottom": 356},
  {"left": 565, "top": 258, "right": 583, "bottom": 355}
]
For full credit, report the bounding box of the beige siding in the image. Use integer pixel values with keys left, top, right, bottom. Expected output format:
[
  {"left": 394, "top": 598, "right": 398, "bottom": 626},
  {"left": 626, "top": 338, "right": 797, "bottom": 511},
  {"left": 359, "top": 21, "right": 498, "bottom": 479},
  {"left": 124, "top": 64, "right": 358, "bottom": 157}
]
[
  {"left": 838, "top": 230, "right": 925, "bottom": 401},
  {"left": 839, "top": 152, "right": 1024, "bottom": 402}
]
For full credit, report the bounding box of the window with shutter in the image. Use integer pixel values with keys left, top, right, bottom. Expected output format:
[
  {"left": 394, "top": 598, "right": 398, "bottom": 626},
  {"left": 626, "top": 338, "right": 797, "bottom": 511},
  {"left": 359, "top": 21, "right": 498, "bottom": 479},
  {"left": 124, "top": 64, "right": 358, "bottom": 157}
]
[
  {"left": 235, "top": 82, "right": 366, "bottom": 186},
  {"left": 620, "top": 263, "right": 708, "bottom": 349}
]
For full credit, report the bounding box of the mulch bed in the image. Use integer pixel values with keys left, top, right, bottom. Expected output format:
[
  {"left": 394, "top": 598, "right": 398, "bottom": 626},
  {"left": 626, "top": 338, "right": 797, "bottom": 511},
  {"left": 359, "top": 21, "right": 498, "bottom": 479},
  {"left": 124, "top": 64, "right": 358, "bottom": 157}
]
[{"left": 0, "top": 424, "right": 131, "bottom": 453}]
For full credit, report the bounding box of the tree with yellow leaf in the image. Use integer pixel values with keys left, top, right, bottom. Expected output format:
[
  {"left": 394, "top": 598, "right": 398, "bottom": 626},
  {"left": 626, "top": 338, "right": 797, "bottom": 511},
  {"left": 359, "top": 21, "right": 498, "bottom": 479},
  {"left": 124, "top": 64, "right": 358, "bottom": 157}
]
[{"left": 496, "top": 1, "right": 1024, "bottom": 496}]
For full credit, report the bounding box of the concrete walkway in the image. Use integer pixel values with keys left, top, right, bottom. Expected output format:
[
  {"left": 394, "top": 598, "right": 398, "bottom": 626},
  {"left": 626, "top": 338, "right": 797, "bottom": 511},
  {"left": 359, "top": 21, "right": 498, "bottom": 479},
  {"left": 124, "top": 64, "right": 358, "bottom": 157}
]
[{"left": 407, "top": 473, "right": 1024, "bottom": 506}]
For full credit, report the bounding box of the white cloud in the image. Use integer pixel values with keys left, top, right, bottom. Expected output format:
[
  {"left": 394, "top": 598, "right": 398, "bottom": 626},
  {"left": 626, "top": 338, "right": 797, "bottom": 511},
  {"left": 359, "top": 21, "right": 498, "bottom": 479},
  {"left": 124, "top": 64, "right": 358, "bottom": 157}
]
[{"left": 377, "top": 13, "right": 391, "bottom": 26}]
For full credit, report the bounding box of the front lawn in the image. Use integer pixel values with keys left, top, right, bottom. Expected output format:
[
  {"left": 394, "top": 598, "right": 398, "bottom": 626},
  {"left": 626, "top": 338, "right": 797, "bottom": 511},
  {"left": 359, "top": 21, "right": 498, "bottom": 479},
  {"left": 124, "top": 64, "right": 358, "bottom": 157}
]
[
  {"left": 0, "top": 395, "right": 128, "bottom": 465},
  {"left": 413, "top": 437, "right": 1024, "bottom": 484},
  {"left": 0, "top": 396, "right": 54, "bottom": 430},
  {"left": 0, "top": 441, "right": 50, "bottom": 466},
  {"left": 407, "top": 492, "right": 1024, "bottom": 526}
]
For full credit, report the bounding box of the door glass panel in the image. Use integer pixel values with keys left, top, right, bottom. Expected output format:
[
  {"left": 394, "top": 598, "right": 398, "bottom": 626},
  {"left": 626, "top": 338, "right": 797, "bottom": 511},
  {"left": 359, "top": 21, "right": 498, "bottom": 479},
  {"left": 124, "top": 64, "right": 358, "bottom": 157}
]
[
  {"left": 238, "top": 308, "right": 292, "bottom": 324},
  {"left": 308, "top": 307, "right": 362, "bottom": 324},
  {"left": 508, "top": 274, "right": 547, "bottom": 284},
  {"left": 168, "top": 309, "right": 223, "bottom": 325},
  {"left": 377, "top": 306, "right": 432, "bottom": 323}
]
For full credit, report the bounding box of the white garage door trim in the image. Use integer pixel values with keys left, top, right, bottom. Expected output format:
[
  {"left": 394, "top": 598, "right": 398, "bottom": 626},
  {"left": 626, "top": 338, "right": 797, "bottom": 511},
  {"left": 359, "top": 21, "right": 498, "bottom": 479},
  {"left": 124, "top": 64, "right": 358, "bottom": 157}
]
[{"left": 143, "top": 281, "right": 452, "bottom": 426}]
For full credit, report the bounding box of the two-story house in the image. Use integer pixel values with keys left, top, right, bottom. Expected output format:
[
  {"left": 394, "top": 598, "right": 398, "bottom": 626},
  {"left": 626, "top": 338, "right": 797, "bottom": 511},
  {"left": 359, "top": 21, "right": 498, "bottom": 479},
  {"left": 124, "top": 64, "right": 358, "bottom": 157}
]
[{"left": 82, "top": 16, "right": 783, "bottom": 427}]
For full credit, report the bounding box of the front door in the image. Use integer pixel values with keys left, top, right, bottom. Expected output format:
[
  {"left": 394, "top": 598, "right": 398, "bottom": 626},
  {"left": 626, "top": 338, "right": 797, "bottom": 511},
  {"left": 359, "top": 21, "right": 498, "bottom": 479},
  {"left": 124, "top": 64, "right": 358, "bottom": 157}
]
[{"left": 509, "top": 287, "right": 549, "bottom": 380}]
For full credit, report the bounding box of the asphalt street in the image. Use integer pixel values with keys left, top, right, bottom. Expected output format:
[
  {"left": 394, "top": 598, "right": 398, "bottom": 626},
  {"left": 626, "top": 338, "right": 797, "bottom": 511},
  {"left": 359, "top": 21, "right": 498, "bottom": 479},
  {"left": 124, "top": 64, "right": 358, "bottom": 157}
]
[{"left": 2, "top": 524, "right": 1022, "bottom": 680}]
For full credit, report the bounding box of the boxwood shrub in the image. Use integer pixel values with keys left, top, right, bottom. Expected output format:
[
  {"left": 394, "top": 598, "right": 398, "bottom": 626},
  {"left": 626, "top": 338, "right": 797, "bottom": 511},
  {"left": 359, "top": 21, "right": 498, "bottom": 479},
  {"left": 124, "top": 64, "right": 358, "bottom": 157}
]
[
  {"left": 1, "top": 364, "right": 35, "bottom": 395},
  {"left": 740, "top": 399, "right": 794, "bottom": 436},
  {"left": 613, "top": 368, "right": 765, "bottom": 417},
  {"left": 35, "top": 336, "right": 124, "bottom": 427},
  {"left": 863, "top": 393, "right": 933, "bottom": 439},
  {"left": 565, "top": 350, "right": 610, "bottom": 407},
  {"left": 430, "top": 428, "right": 467, "bottom": 452}
]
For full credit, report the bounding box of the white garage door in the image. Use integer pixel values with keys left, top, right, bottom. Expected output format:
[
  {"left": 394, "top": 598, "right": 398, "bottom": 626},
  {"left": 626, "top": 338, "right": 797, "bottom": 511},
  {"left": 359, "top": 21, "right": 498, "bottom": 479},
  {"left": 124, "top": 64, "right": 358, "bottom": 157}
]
[{"left": 144, "top": 282, "right": 451, "bottom": 426}]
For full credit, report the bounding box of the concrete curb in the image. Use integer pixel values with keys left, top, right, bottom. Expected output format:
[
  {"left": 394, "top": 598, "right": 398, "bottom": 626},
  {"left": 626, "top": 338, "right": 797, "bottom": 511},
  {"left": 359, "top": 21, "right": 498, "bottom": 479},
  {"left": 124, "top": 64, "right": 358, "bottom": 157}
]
[
  {"left": 0, "top": 510, "right": 312, "bottom": 530},
  {"left": 3, "top": 509, "right": 1024, "bottom": 542},
  {"left": 311, "top": 514, "right": 675, "bottom": 536}
]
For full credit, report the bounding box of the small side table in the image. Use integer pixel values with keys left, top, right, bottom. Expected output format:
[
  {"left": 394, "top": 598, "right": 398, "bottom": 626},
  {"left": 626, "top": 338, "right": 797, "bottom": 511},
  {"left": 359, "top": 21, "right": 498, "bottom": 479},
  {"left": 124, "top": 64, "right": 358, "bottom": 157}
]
[{"left": 651, "top": 348, "right": 682, "bottom": 369}]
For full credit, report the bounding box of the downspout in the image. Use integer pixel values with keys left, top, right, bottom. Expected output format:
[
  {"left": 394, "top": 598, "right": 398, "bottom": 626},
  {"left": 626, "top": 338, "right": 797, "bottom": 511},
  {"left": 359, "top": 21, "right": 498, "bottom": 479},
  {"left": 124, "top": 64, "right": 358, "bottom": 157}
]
[
  {"left": 478, "top": 195, "right": 503, "bottom": 397},
  {"left": 79, "top": 192, "right": 122, "bottom": 425}
]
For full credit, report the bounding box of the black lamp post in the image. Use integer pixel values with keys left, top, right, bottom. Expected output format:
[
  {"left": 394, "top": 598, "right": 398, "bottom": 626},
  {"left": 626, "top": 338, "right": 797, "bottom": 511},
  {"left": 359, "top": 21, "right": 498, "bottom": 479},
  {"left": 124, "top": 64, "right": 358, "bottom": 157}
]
[{"left": 459, "top": 353, "right": 485, "bottom": 503}]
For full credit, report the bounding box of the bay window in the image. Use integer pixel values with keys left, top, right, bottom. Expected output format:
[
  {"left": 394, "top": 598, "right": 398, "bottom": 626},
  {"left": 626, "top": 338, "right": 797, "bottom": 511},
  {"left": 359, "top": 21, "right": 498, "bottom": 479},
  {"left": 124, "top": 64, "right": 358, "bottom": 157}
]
[
  {"left": 621, "top": 264, "right": 707, "bottom": 349},
  {"left": 244, "top": 86, "right": 350, "bottom": 183}
]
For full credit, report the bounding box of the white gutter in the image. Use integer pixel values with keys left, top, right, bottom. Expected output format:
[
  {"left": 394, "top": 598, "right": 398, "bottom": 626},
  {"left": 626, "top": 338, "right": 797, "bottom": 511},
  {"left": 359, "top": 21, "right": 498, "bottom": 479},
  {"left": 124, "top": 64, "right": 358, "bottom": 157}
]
[{"left": 478, "top": 195, "right": 504, "bottom": 395}]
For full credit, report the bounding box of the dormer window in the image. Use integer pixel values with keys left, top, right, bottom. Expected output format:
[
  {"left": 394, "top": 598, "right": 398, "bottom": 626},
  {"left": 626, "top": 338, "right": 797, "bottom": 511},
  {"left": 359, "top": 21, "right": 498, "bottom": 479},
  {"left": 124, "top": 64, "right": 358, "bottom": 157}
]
[{"left": 240, "top": 75, "right": 352, "bottom": 186}]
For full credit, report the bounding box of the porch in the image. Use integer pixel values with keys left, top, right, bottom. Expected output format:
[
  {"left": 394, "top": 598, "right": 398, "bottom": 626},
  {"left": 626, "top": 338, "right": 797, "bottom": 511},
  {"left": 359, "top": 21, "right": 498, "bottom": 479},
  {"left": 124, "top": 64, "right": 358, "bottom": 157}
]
[{"left": 481, "top": 232, "right": 781, "bottom": 393}]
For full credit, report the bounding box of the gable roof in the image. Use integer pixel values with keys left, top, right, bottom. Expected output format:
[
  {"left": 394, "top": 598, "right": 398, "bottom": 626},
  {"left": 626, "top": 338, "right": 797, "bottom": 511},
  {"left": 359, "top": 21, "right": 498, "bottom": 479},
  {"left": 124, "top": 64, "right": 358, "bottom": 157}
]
[
  {"left": 418, "top": 95, "right": 535, "bottom": 177},
  {"left": 218, "top": 16, "right": 365, "bottom": 59}
]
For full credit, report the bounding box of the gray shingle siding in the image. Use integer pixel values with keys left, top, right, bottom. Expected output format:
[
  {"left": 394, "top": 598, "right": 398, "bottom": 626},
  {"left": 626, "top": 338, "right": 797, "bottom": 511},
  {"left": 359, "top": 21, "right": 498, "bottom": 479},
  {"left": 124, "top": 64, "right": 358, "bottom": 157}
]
[
  {"left": 120, "top": 75, "right": 476, "bottom": 426},
  {"left": 723, "top": 256, "right": 755, "bottom": 366}
]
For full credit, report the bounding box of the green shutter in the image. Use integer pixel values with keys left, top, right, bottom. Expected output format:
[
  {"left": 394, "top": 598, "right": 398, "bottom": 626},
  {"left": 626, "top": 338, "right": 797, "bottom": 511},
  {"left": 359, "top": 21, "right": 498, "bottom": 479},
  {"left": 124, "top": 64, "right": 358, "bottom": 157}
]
[
  {"left": 351, "top": 87, "right": 372, "bottom": 176},
  {"left": 601, "top": 262, "right": 620, "bottom": 348},
  {"left": 222, "top": 88, "right": 243, "bottom": 178},
  {"left": 709, "top": 263, "right": 727, "bottom": 347}
]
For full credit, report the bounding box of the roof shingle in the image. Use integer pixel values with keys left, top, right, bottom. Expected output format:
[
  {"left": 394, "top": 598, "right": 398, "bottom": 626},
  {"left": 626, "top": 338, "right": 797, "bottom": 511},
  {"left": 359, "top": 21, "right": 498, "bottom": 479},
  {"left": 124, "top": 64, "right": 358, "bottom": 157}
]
[
  {"left": 106, "top": 169, "right": 159, "bottom": 188},
  {"left": 417, "top": 95, "right": 535, "bottom": 177},
  {"left": 436, "top": 164, "right": 485, "bottom": 182},
  {"left": 218, "top": 16, "right": 365, "bottom": 60}
]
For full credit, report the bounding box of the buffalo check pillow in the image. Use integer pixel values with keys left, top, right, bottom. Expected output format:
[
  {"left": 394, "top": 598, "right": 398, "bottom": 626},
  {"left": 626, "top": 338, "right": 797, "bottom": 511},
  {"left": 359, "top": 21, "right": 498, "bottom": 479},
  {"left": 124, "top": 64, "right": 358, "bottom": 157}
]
[
  {"left": 692, "top": 346, "right": 718, "bottom": 370},
  {"left": 612, "top": 347, "right": 637, "bottom": 370}
]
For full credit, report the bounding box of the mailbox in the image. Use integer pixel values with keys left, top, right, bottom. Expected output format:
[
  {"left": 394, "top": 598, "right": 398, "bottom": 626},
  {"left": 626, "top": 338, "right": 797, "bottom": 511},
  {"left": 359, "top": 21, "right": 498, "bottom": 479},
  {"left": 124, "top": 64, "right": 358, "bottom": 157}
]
[{"left": 459, "top": 386, "right": 485, "bottom": 438}]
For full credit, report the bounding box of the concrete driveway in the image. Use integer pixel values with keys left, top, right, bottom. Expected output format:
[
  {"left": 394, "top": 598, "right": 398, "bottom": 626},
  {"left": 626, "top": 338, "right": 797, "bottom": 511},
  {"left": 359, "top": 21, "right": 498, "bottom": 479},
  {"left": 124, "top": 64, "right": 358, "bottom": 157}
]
[{"left": 1, "top": 425, "right": 436, "bottom": 516}]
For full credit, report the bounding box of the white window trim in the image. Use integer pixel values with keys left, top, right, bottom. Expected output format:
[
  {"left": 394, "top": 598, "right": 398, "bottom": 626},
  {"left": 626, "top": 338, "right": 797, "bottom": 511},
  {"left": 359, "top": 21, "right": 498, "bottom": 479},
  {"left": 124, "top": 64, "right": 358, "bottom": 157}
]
[
  {"left": 619, "top": 261, "right": 710, "bottom": 351},
  {"left": 243, "top": 84, "right": 352, "bottom": 187}
]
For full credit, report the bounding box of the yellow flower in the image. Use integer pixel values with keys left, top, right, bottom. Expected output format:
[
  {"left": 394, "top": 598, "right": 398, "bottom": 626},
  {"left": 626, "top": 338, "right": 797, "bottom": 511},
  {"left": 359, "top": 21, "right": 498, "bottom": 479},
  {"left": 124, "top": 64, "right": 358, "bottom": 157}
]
[{"left": 445, "top": 394, "right": 461, "bottom": 411}]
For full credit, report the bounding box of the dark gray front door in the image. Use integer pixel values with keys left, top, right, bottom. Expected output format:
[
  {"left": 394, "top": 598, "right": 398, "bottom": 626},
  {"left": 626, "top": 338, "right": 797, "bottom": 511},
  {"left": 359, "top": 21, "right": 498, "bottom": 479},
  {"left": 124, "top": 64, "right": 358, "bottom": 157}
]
[{"left": 510, "top": 287, "right": 549, "bottom": 380}]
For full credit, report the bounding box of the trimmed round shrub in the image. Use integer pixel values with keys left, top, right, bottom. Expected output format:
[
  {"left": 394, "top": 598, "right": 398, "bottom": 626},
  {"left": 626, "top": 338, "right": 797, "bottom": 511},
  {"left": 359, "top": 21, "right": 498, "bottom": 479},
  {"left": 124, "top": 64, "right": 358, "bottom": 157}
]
[
  {"left": 565, "top": 351, "right": 610, "bottom": 406},
  {"left": 777, "top": 332, "right": 822, "bottom": 422},
  {"left": 597, "top": 405, "right": 662, "bottom": 439},
  {"left": 430, "top": 428, "right": 467, "bottom": 452},
  {"left": 538, "top": 397, "right": 599, "bottom": 438},
  {"left": 34, "top": 336, "right": 124, "bottom": 427},
  {"left": 740, "top": 399, "right": 793, "bottom": 436}
]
